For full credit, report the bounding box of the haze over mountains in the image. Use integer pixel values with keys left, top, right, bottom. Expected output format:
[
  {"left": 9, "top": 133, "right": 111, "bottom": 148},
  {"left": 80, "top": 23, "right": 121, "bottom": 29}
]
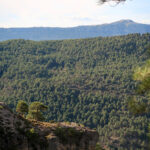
[{"left": 0, "top": 19, "right": 150, "bottom": 41}]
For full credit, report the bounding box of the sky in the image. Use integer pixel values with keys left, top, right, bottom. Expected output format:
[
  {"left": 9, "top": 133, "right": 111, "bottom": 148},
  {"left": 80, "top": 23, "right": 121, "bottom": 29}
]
[{"left": 0, "top": 0, "right": 150, "bottom": 27}]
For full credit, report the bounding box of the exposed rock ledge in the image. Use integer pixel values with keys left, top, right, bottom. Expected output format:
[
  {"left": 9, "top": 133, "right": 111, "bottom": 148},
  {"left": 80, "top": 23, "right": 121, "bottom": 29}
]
[{"left": 0, "top": 102, "right": 99, "bottom": 150}]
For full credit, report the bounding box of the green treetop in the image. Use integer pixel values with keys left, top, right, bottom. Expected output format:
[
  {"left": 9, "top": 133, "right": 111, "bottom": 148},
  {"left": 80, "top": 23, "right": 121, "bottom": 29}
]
[
  {"left": 16, "top": 100, "right": 28, "bottom": 117},
  {"left": 27, "top": 102, "right": 48, "bottom": 121}
]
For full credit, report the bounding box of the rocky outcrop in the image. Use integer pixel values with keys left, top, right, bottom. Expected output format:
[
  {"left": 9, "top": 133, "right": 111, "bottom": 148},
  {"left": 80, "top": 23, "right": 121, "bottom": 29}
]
[{"left": 0, "top": 102, "right": 99, "bottom": 150}]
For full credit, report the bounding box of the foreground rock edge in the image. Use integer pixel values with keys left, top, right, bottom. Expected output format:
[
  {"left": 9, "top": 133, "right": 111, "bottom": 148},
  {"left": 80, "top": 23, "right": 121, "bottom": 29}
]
[{"left": 0, "top": 102, "right": 99, "bottom": 150}]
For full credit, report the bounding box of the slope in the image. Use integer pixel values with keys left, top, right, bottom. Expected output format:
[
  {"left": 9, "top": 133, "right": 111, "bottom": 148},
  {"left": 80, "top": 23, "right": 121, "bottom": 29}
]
[{"left": 0, "top": 33, "right": 150, "bottom": 149}]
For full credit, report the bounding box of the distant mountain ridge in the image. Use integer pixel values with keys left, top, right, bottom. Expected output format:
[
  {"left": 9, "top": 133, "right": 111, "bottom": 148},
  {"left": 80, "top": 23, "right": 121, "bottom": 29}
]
[{"left": 0, "top": 19, "right": 150, "bottom": 41}]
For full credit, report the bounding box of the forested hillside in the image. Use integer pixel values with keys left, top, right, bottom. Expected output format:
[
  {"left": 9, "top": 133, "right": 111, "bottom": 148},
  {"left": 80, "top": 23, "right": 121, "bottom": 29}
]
[
  {"left": 0, "top": 20, "right": 150, "bottom": 41},
  {"left": 0, "top": 34, "right": 150, "bottom": 149}
]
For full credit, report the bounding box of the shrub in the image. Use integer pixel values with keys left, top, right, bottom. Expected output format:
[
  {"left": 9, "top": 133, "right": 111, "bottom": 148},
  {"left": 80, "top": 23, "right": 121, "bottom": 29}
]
[{"left": 54, "top": 127, "right": 83, "bottom": 144}]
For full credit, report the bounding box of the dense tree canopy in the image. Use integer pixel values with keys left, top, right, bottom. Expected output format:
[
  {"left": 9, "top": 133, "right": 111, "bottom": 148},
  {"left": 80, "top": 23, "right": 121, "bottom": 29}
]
[
  {"left": 0, "top": 34, "right": 150, "bottom": 149},
  {"left": 128, "top": 47, "right": 150, "bottom": 115}
]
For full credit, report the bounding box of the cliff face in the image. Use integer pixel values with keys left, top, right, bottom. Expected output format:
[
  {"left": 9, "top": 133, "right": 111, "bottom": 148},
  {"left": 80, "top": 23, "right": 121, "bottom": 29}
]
[{"left": 0, "top": 102, "right": 99, "bottom": 150}]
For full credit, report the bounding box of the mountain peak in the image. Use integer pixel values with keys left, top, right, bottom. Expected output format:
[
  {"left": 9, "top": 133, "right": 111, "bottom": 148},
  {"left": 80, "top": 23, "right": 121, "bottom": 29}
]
[
  {"left": 119, "top": 19, "right": 134, "bottom": 23},
  {"left": 112, "top": 19, "right": 135, "bottom": 24},
  {"left": 0, "top": 19, "right": 150, "bottom": 41}
]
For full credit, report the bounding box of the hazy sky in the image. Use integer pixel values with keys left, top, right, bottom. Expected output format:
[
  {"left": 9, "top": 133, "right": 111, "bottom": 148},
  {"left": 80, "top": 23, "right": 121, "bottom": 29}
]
[{"left": 0, "top": 0, "right": 150, "bottom": 27}]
